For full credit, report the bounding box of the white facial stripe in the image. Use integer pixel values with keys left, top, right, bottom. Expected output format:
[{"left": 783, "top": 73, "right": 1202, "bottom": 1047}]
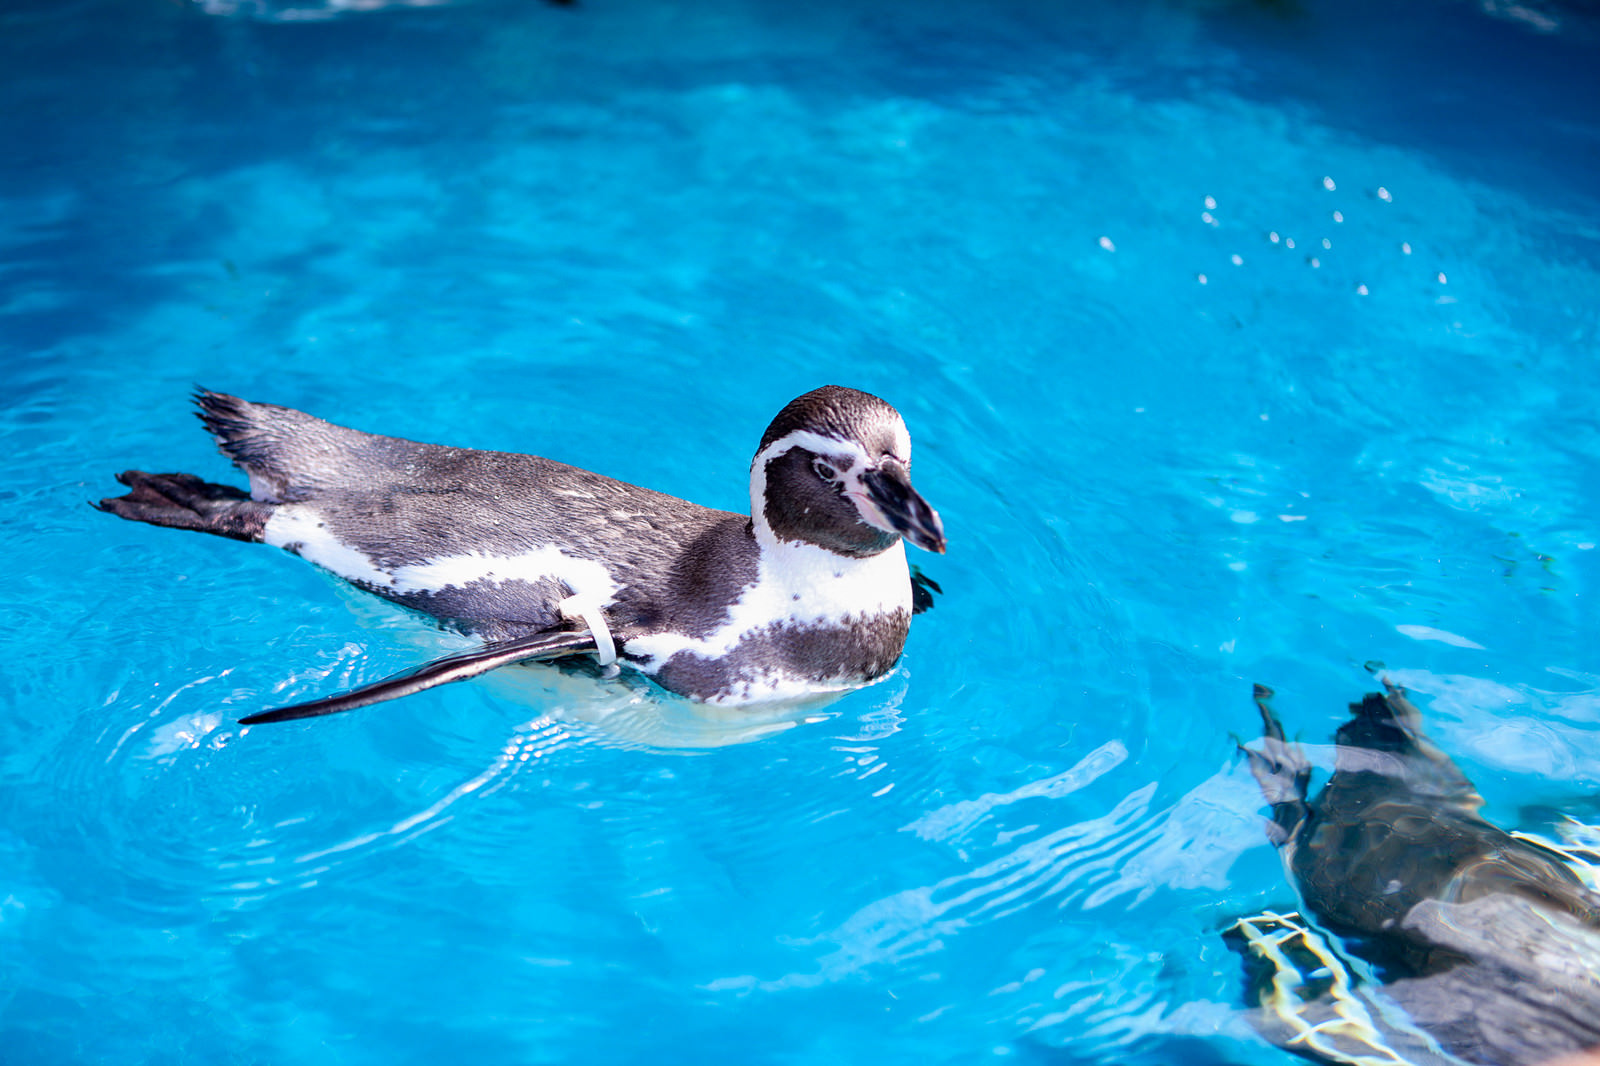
[
  {"left": 264, "top": 507, "right": 620, "bottom": 605},
  {"left": 752, "top": 419, "right": 911, "bottom": 474},
  {"left": 751, "top": 429, "right": 863, "bottom": 544},
  {"left": 754, "top": 429, "right": 869, "bottom": 470},
  {"left": 891, "top": 420, "right": 911, "bottom": 464},
  {"left": 749, "top": 423, "right": 917, "bottom": 544}
]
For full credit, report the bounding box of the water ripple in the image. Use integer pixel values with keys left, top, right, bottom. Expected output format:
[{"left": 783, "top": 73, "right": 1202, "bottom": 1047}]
[{"left": 735, "top": 753, "right": 1264, "bottom": 1024}]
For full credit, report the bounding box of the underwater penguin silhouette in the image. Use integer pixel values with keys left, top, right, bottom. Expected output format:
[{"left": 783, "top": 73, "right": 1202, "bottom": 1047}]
[{"left": 1230, "top": 681, "right": 1600, "bottom": 1066}]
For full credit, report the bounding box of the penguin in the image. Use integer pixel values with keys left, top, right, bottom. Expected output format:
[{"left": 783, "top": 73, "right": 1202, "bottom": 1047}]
[
  {"left": 1229, "top": 682, "right": 1600, "bottom": 1066},
  {"left": 96, "top": 386, "right": 945, "bottom": 725}
]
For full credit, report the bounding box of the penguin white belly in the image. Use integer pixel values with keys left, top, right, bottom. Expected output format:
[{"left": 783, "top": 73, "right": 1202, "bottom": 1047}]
[
  {"left": 262, "top": 505, "right": 620, "bottom": 605},
  {"left": 626, "top": 539, "right": 914, "bottom": 704}
]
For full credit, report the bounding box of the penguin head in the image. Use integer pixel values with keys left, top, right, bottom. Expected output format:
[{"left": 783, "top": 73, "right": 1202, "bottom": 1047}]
[{"left": 750, "top": 386, "right": 946, "bottom": 557}]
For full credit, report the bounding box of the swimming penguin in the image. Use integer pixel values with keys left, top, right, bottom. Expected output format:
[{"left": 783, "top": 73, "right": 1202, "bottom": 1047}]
[
  {"left": 1229, "top": 682, "right": 1600, "bottom": 1066},
  {"left": 97, "top": 387, "right": 945, "bottom": 725}
]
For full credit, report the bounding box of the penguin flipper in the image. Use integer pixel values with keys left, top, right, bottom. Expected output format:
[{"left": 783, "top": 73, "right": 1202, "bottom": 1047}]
[{"left": 238, "top": 630, "right": 599, "bottom": 725}]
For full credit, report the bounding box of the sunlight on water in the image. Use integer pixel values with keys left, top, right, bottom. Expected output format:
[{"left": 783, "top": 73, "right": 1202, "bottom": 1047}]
[{"left": 1, "top": 0, "right": 1598, "bottom": 1062}]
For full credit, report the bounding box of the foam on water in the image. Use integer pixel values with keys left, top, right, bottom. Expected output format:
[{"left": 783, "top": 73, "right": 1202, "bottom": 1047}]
[{"left": 2, "top": 0, "right": 1598, "bottom": 1062}]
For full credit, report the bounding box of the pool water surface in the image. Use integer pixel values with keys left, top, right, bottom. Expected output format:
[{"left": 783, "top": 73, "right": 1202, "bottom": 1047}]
[{"left": 1, "top": 0, "right": 1598, "bottom": 1062}]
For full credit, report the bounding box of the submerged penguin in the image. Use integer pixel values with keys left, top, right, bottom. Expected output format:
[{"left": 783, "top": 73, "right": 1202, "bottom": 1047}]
[
  {"left": 97, "top": 387, "right": 945, "bottom": 725},
  {"left": 1229, "top": 682, "right": 1600, "bottom": 1066}
]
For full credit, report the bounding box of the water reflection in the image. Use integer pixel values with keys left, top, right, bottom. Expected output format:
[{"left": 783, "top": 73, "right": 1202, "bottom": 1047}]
[
  {"left": 1232, "top": 682, "right": 1600, "bottom": 1065},
  {"left": 192, "top": 0, "right": 571, "bottom": 18},
  {"left": 195, "top": 0, "right": 458, "bottom": 20}
]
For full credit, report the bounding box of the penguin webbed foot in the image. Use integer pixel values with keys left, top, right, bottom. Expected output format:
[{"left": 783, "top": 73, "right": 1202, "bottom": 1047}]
[
  {"left": 1243, "top": 684, "right": 1313, "bottom": 843},
  {"left": 96, "top": 471, "right": 266, "bottom": 543}
]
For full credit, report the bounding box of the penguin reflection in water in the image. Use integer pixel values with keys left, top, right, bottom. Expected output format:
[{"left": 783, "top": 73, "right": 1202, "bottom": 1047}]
[
  {"left": 98, "top": 387, "right": 945, "bottom": 725},
  {"left": 1230, "top": 682, "right": 1600, "bottom": 1066}
]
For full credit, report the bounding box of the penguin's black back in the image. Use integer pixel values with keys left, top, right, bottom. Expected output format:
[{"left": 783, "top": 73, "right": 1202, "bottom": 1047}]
[{"left": 198, "top": 390, "right": 761, "bottom": 642}]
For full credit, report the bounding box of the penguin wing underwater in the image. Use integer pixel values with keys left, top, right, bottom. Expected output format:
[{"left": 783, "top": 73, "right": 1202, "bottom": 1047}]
[
  {"left": 98, "top": 387, "right": 945, "bottom": 724},
  {"left": 1230, "top": 682, "right": 1600, "bottom": 1066}
]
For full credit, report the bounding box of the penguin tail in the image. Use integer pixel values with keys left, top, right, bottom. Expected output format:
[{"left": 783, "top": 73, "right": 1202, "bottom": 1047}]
[
  {"left": 95, "top": 470, "right": 273, "bottom": 543},
  {"left": 193, "top": 388, "right": 350, "bottom": 503}
]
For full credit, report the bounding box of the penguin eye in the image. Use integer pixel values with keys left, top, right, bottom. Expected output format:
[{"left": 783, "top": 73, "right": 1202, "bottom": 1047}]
[{"left": 812, "top": 458, "right": 838, "bottom": 482}]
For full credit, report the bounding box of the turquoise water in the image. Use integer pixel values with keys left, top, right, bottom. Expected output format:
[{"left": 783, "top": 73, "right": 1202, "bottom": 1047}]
[{"left": 3, "top": 0, "right": 1599, "bottom": 1061}]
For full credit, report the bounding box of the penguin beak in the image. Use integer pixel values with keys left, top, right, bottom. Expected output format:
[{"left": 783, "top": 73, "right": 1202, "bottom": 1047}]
[{"left": 860, "top": 461, "right": 946, "bottom": 554}]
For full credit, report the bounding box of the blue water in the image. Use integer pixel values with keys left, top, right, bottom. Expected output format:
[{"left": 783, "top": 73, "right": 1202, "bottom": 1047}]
[{"left": 3, "top": 0, "right": 1599, "bottom": 1061}]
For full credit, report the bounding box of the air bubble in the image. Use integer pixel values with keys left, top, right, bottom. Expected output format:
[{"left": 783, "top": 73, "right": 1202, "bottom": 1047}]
[
  {"left": 1098, "top": 236, "right": 1115, "bottom": 252},
  {"left": 1197, "top": 273, "right": 1208, "bottom": 285},
  {"left": 1231, "top": 254, "right": 1243, "bottom": 266},
  {"left": 1377, "top": 187, "right": 1393, "bottom": 202}
]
